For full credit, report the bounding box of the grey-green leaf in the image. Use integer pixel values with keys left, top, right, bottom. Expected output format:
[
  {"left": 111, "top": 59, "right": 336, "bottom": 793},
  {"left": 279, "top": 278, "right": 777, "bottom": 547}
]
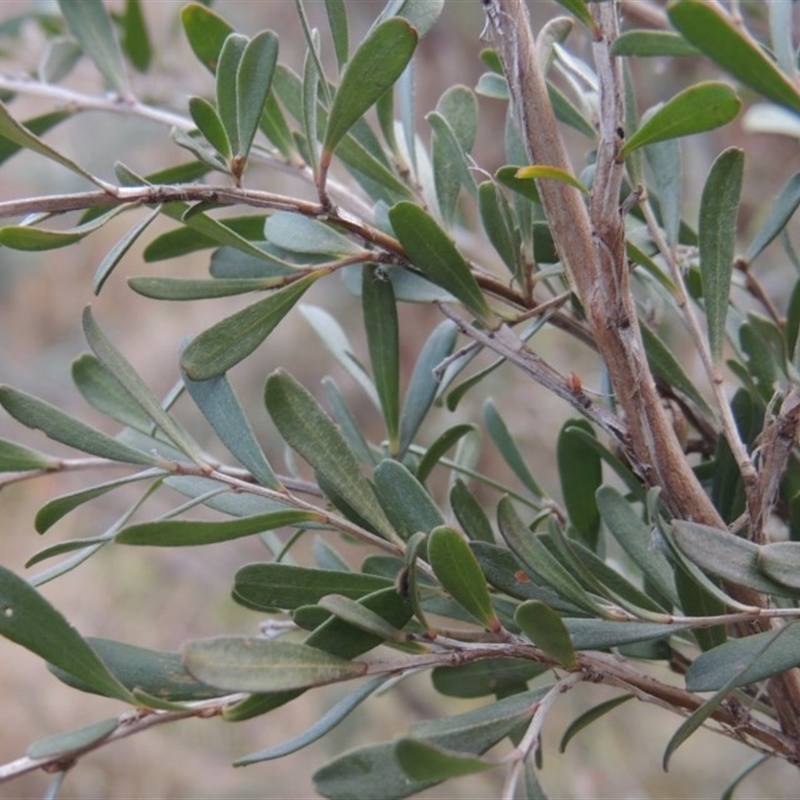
[
  {"left": 265, "top": 369, "right": 398, "bottom": 543},
  {"left": 181, "top": 274, "right": 321, "bottom": 380},
  {"left": 373, "top": 459, "right": 444, "bottom": 540},
  {"left": 265, "top": 212, "right": 363, "bottom": 255},
  {"left": 189, "top": 95, "right": 231, "bottom": 160},
  {"left": 395, "top": 739, "right": 494, "bottom": 782},
  {"left": 515, "top": 600, "right": 576, "bottom": 669},
  {"left": 58, "top": 0, "right": 129, "bottom": 95},
  {"left": 757, "top": 542, "right": 800, "bottom": 590},
  {"left": 699, "top": 148, "right": 744, "bottom": 363},
  {"left": 216, "top": 33, "right": 248, "bottom": 157},
  {"left": 389, "top": 202, "right": 490, "bottom": 319},
  {"left": 0, "top": 439, "right": 59, "bottom": 472},
  {"left": 236, "top": 30, "right": 279, "bottom": 159},
  {"left": 27, "top": 718, "right": 119, "bottom": 760},
  {"left": 746, "top": 171, "right": 800, "bottom": 264},
  {"left": 323, "top": 18, "right": 417, "bottom": 162},
  {"left": 184, "top": 638, "right": 365, "bottom": 693}
]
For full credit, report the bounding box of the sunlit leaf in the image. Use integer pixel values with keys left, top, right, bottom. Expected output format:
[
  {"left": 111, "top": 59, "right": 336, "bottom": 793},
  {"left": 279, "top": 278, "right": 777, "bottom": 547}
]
[
  {"left": 515, "top": 165, "right": 589, "bottom": 194},
  {"left": 619, "top": 83, "right": 740, "bottom": 160}
]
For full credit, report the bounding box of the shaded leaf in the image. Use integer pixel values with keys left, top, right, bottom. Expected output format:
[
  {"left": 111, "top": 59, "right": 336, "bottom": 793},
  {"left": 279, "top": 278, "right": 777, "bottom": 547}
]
[
  {"left": 58, "top": 0, "right": 128, "bottom": 95},
  {"left": 181, "top": 274, "right": 320, "bottom": 380},
  {"left": 184, "top": 638, "right": 366, "bottom": 692},
  {"left": 450, "top": 479, "right": 494, "bottom": 544},
  {"left": 429, "top": 110, "right": 475, "bottom": 226},
  {"left": 0, "top": 439, "right": 58, "bottom": 472},
  {"left": 484, "top": 400, "right": 542, "bottom": 497},
  {"left": 699, "top": 148, "right": 743, "bottom": 363},
  {"left": 128, "top": 276, "right": 280, "bottom": 301},
  {"left": 389, "top": 202, "right": 490, "bottom": 319},
  {"left": 432, "top": 656, "right": 547, "bottom": 698},
  {"left": 235, "top": 675, "right": 389, "bottom": 765},
  {"left": 559, "top": 695, "right": 633, "bottom": 753},
  {"left": 668, "top": 1, "right": 800, "bottom": 115},
  {"left": 322, "top": 18, "right": 417, "bottom": 162},
  {"left": 564, "top": 618, "right": 689, "bottom": 650},
  {"left": 265, "top": 370, "right": 398, "bottom": 543},
  {"left": 0, "top": 386, "right": 158, "bottom": 466},
  {"left": 619, "top": 83, "right": 740, "bottom": 160},
  {"left": 27, "top": 718, "right": 119, "bottom": 760},
  {"left": 0, "top": 226, "right": 86, "bottom": 251},
  {"left": 189, "top": 95, "right": 231, "bottom": 159},
  {"left": 373, "top": 459, "right": 444, "bottom": 541},
  {"left": 611, "top": 30, "right": 700, "bottom": 57},
  {"left": 120, "top": 0, "right": 151, "bottom": 72},
  {"left": 428, "top": 526, "right": 500, "bottom": 631},
  {"left": 417, "top": 424, "right": 476, "bottom": 486},
  {"left": 515, "top": 600, "right": 576, "bottom": 669},
  {"left": 236, "top": 30, "right": 279, "bottom": 159},
  {"left": 216, "top": 33, "right": 247, "bottom": 157},
  {"left": 757, "top": 542, "right": 800, "bottom": 590},
  {"left": 325, "top": 0, "right": 349, "bottom": 70},
  {"left": 0, "top": 565, "right": 133, "bottom": 702},
  {"left": 746, "top": 171, "right": 800, "bottom": 263},
  {"left": 181, "top": 2, "right": 233, "bottom": 73},
  {"left": 395, "top": 739, "right": 494, "bottom": 782},
  {"left": 318, "top": 594, "right": 407, "bottom": 642},
  {"left": 557, "top": 421, "right": 601, "bottom": 548}
]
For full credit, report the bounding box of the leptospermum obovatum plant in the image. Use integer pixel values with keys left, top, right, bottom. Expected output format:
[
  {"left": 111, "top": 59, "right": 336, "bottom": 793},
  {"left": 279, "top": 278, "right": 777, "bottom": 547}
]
[{"left": 3, "top": 0, "right": 800, "bottom": 796}]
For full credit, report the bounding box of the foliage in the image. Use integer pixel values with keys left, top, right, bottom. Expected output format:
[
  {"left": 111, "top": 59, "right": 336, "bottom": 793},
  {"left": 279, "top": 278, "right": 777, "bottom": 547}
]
[{"left": 1, "top": 0, "right": 800, "bottom": 796}]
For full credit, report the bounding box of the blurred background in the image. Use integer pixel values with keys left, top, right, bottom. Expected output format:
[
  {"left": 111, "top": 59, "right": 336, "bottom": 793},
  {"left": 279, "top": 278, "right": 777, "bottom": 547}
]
[{"left": 1, "top": 0, "right": 800, "bottom": 797}]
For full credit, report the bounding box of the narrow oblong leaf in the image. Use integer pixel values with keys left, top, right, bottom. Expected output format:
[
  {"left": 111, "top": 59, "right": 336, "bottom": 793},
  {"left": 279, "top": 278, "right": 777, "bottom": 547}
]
[
  {"left": 0, "top": 565, "right": 134, "bottom": 702},
  {"left": 373, "top": 459, "right": 444, "bottom": 541},
  {"left": 432, "top": 656, "right": 547, "bottom": 698},
  {"left": 265, "top": 370, "right": 398, "bottom": 543},
  {"left": 515, "top": 600, "right": 576, "bottom": 669},
  {"left": 183, "top": 371, "right": 280, "bottom": 489},
  {"left": 746, "top": 171, "right": 800, "bottom": 263},
  {"left": 363, "top": 265, "right": 400, "bottom": 448},
  {"left": 0, "top": 226, "right": 86, "bottom": 251},
  {"left": 216, "top": 33, "right": 248, "bottom": 157},
  {"left": 58, "top": 0, "right": 129, "bottom": 95},
  {"left": 698, "top": 148, "right": 744, "bottom": 363},
  {"left": 183, "top": 638, "right": 366, "bottom": 692},
  {"left": 611, "top": 30, "right": 700, "bottom": 57},
  {"left": 116, "top": 510, "right": 316, "bottom": 547},
  {"left": 235, "top": 675, "right": 389, "bottom": 765},
  {"left": 428, "top": 525, "right": 500, "bottom": 631},
  {"left": 450, "top": 479, "right": 494, "bottom": 544},
  {"left": 757, "top": 542, "right": 800, "bottom": 590},
  {"left": 27, "top": 718, "right": 120, "bottom": 760},
  {"left": 559, "top": 695, "right": 633, "bottom": 753},
  {"left": 0, "top": 386, "right": 158, "bottom": 466},
  {"left": 515, "top": 165, "right": 589, "bottom": 194},
  {"left": 325, "top": 0, "right": 349, "bottom": 69},
  {"left": 181, "top": 274, "right": 321, "bottom": 380},
  {"left": 181, "top": 2, "right": 233, "bottom": 73},
  {"left": 189, "top": 95, "right": 231, "bottom": 159},
  {"left": 395, "top": 739, "right": 494, "bottom": 782},
  {"left": 236, "top": 30, "right": 279, "bottom": 159},
  {"left": 416, "top": 424, "right": 476, "bottom": 485},
  {"left": 389, "top": 202, "right": 490, "bottom": 319},
  {"left": 619, "top": 83, "right": 741, "bottom": 160},
  {"left": 484, "top": 400, "right": 542, "bottom": 497},
  {"left": 557, "top": 421, "right": 601, "bottom": 548},
  {"left": 668, "top": 1, "right": 800, "bottom": 115},
  {"left": 322, "top": 18, "right": 417, "bottom": 161},
  {"left": 265, "top": 212, "right": 364, "bottom": 256},
  {"left": 233, "top": 564, "right": 391, "bottom": 611},
  {"left": 318, "top": 594, "right": 407, "bottom": 642},
  {"left": 0, "top": 439, "right": 58, "bottom": 472}
]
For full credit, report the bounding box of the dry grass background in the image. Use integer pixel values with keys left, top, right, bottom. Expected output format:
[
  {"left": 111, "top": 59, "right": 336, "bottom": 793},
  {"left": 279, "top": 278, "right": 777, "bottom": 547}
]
[{"left": 1, "top": 1, "right": 800, "bottom": 797}]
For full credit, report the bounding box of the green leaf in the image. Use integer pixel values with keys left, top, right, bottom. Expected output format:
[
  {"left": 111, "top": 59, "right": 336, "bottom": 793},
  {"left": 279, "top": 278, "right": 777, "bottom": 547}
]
[
  {"left": 619, "top": 83, "right": 740, "bottom": 160},
  {"left": 416, "top": 424, "right": 476, "bottom": 486},
  {"left": 515, "top": 165, "right": 589, "bottom": 194},
  {"left": 181, "top": 274, "right": 320, "bottom": 380},
  {"left": 82, "top": 307, "right": 206, "bottom": 464},
  {"left": 0, "top": 439, "right": 59, "bottom": 472},
  {"left": 265, "top": 370, "right": 398, "bottom": 544},
  {"left": 236, "top": 30, "right": 279, "bottom": 159},
  {"left": 698, "top": 148, "right": 744, "bottom": 363},
  {"left": 322, "top": 377, "right": 377, "bottom": 466},
  {"left": 428, "top": 525, "right": 500, "bottom": 631},
  {"left": 116, "top": 510, "right": 315, "bottom": 547},
  {"left": 672, "top": 520, "right": 795, "bottom": 597},
  {"left": 515, "top": 600, "right": 577, "bottom": 669},
  {"left": 265, "top": 212, "right": 363, "bottom": 255},
  {"left": 596, "top": 486, "right": 678, "bottom": 606},
  {"left": 478, "top": 181, "right": 521, "bottom": 275},
  {"left": 183, "top": 372, "right": 280, "bottom": 489},
  {"left": 432, "top": 656, "right": 547, "bottom": 698},
  {"left": 450, "top": 479, "right": 495, "bottom": 544},
  {"left": 322, "top": 18, "right": 417, "bottom": 162},
  {"left": 183, "top": 638, "right": 366, "bottom": 693},
  {"left": 235, "top": 675, "right": 389, "bottom": 765},
  {"left": 395, "top": 739, "right": 494, "bottom": 782},
  {"left": 668, "top": 0, "right": 800, "bottom": 115},
  {"left": 27, "top": 718, "right": 119, "bottom": 760},
  {"left": 50, "top": 637, "right": 226, "bottom": 701},
  {"left": 645, "top": 137, "right": 682, "bottom": 249},
  {"left": 429, "top": 110, "right": 476, "bottom": 226},
  {"left": 553, "top": 0, "right": 594, "bottom": 30},
  {"left": 399, "top": 320, "right": 458, "bottom": 454},
  {"left": 557, "top": 421, "right": 601, "bottom": 548},
  {"left": 0, "top": 386, "right": 159, "bottom": 466},
  {"left": 0, "top": 226, "right": 86, "bottom": 251},
  {"left": 373, "top": 459, "right": 444, "bottom": 541},
  {"left": 233, "top": 563, "right": 392, "bottom": 612},
  {"left": 0, "top": 565, "right": 134, "bottom": 702},
  {"left": 484, "top": 400, "right": 542, "bottom": 497},
  {"left": 120, "top": 0, "right": 152, "bottom": 72},
  {"left": 392, "top": 0, "right": 445, "bottom": 37},
  {"left": 93, "top": 205, "right": 162, "bottom": 294},
  {"left": 35, "top": 470, "right": 160, "bottom": 534},
  {"left": 389, "top": 202, "right": 490, "bottom": 319},
  {"left": 181, "top": 2, "right": 233, "bottom": 74},
  {"left": 564, "top": 618, "right": 688, "bottom": 650},
  {"left": 313, "top": 686, "right": 546, "bottom": 800},
  {"left": 128, "top": 276, "right": 280, "bottom": 301},
  {"left": 611, "top": 30, "right": 700, "bottom": 57},
  {"left": 757, "top": 542, "right": 800, "bottom": 590},
  {"left": 559, "top": 695, "right": 633, "bottom": 753},
  {"left": 325, "top": 0, "right": 349, "bottom": 69},
  {"left": 363, "top": 267, "right": 400, "bottom": 448},
  {"left": 0, "top": 110, "right": 72, "bottom": 168},
  {"left": 58, "top": 0, "right": 129, "bottom": 95},
  {"left": 216, "top": 33, "right": 247, "bottom": 157},
  {"left": 318, "top": 594, "right": 407, "bottom": 642},
  {"left": 189, "top": 95, "right": 231, "bottom": 159},
  {"left": 746, "top": 171, "right": 800, "bottom": 263}
]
